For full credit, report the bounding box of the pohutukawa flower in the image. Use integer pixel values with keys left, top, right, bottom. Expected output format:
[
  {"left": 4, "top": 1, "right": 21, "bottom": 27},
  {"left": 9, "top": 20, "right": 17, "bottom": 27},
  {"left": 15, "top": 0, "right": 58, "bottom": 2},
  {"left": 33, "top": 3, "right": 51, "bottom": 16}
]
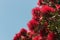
[
  {"left": 32, "top": 7, "right": 43, "bottom": 21},
  {"left": 27, "top": 19, "right": 39, "bottom": 31},
  {"left": 13, "top": 33, "right": 21, "bottom": 40},
  {"left": 41, "top": 5, "right": 55, "bottom": 14},
  {"left": 20, "top": 28, "right": 27, "bottom": 36},
  {"left": 32, "top": 7, "right": 41, "bottom": 18},
  {"left": 47, "top": 32, "right": 56, "bottom": 40}
]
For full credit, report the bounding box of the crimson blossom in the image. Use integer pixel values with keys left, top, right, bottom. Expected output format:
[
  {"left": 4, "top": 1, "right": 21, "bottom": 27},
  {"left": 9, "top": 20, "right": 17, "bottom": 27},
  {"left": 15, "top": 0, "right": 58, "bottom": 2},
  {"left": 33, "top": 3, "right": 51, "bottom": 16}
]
[
  {"left": 40, "top": 5, "right": 55, "bottom": 14},
  {"left": 13, "top": 0, "right": 60, "bottom": 40},
  {"left": 27, "top": 19, "right": 39, "bottom": 31}
]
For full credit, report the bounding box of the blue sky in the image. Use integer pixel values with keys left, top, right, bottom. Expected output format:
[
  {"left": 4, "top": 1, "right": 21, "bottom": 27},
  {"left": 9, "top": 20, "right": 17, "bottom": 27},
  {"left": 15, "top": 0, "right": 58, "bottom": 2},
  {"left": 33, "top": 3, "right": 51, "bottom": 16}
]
[{"left": 0, "top": 0, "right": 37, "bottom": 40}]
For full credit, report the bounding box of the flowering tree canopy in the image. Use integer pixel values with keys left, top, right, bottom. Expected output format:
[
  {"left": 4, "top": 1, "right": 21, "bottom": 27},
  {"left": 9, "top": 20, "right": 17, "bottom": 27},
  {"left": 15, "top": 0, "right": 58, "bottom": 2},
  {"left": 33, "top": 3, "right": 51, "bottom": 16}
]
[{"left": 13, "top": 0, "right": 60, "bottom": 40}]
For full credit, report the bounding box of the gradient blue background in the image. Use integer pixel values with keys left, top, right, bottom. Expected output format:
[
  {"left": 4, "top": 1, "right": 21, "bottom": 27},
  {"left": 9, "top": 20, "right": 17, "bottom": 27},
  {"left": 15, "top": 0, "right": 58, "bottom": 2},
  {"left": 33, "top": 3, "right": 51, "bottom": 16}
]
[{"left": 0, "top": 0, "right": 37, "bottom": 40}]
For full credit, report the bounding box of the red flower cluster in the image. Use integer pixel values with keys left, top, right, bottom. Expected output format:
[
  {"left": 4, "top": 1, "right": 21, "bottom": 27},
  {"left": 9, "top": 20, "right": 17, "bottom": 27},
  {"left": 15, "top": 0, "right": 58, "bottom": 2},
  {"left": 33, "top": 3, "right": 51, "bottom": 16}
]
[
  {"left": 41, "top": 5, "right": 55, "bottom": 14},
  {"left": 27, "top": 19, "right": 39, "bottom": 31},
  {"left": 32, "top": 31, "right": 56, "bottom": 40},
  {"left": 47, "top": 32, "right": 56, "bottom": 40},
  {"left": 37, "top": 0, "right": 58, "bottom": 6},
  {"left": 32, "top": 5, "right": 56, "bottom": 22},
  {"left": 13, "top": 33, "right": 21, "bottom": 40},
  {"left": 20, "top": 28, "right": 27, "bottom": 36},
  {"left": 13, "top": 0, "right": 59, "bottom": 40},
  {"left": 13, "top": 28, "right": 27, "bottom": 40},
  {"left": 32, "top": 7, "right": 41, "bottom": 20}
]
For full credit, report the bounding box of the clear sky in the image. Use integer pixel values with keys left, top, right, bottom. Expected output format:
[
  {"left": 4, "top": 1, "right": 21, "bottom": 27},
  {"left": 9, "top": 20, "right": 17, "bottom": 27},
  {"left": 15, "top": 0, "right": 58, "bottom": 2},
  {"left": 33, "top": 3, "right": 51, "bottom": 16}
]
[{"left": 0, "top": 0, "right": 37, "bottom": 40}]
